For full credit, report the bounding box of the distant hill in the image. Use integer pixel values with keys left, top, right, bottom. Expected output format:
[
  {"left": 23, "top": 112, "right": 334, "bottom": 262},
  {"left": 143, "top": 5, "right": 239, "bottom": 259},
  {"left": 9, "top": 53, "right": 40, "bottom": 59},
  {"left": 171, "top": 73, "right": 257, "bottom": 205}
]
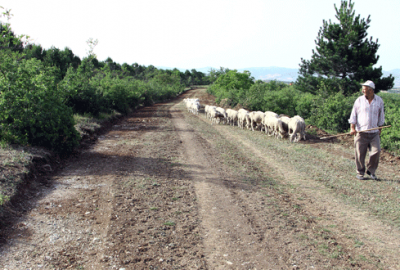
[{"left": 159, "top": 66, "right": 400, "bottom": 88}]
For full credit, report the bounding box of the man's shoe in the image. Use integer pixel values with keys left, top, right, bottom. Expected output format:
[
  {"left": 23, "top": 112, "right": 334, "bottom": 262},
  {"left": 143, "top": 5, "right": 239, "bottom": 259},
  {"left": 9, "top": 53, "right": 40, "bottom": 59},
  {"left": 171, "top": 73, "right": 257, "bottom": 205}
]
[
  {"left": 356, "top": 175, "right": 365, "bottom": 180},
  {"left": 367, "top": 171, "right": 378, "bottom": 180}
]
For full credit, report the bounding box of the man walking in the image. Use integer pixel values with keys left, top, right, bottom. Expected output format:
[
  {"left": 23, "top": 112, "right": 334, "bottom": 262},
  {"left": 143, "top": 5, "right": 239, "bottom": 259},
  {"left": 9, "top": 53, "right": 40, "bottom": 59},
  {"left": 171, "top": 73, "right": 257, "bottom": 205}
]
[{"left": 348, "top": 80, "right": 385, "bottom": 180}]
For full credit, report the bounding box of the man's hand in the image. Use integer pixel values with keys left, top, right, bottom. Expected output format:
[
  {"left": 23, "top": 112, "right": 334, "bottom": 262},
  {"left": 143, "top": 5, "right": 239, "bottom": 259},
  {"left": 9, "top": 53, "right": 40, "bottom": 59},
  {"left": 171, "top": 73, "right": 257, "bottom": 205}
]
[{"left": 350, "top": 124, "right": 357, "bottom": 135}]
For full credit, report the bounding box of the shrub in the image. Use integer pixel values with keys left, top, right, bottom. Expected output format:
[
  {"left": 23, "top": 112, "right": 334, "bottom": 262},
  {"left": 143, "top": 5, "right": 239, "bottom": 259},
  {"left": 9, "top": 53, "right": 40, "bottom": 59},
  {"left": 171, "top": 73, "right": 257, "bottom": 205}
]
[
  {"left": 0, "top": 56, "right": 79, "bottom": 152},
  {"left": 308, "top": 92, "right": 358, "bottom": 133},
  {"left": 207, "top": 70, "right": 254, "bottom": 106},
  {"left": 379, "top": 93, "right": 400, "bottom": 155},
  {"left": 295, "top": 92, "right": 321, "bottom": 120},
  {"left": 95, "top": 75, "right": 143, "bottom": 115},
  {"left": 60, "top": 59, "right": 104, "bottom": 116},
  {"left": 135, "top": 79, "right": 184, "bottom": 106},
  {"left": 257, "top": 86, "right": 300, "bottom": 116}
]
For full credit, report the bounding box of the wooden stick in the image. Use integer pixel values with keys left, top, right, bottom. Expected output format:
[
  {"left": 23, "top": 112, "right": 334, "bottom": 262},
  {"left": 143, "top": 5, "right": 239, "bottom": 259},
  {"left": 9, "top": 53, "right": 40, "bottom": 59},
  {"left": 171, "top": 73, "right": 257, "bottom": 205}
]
[{"left": 320, "top": 125, "right": 392, "bottom": 140}]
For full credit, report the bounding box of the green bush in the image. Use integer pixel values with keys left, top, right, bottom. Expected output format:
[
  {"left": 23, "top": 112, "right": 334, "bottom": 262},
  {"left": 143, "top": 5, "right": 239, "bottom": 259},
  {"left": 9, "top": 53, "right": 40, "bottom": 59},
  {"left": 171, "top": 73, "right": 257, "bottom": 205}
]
[
  {"left": 95, "top": 75, "right": 143, "bottom": 115},
  {"left": 135, "top": 79, "right": 184, "bottom": 106},
  {"left": 295, "top": 92, "right": 321, "bottom": 120},
  {"left": 243, "top": 83, "right": 300, "bottom": 115},
  {"left": 61, "top": 58, "right": 185, "bottom": 115},
  {"left": 207, "top": 70, "right": 254, "bottom": 106},
  {"left": 60, "top": 59, "right": 104, "bottom": 116},
  {"left": 379, "top": 93, "right": 400, "bottom": 155},
  {"left": 0, "top": 56, "right": 79, "bottom": 152},
  {"left": 259, "top": 86, "right": 299, "bottom": 116},
  {"left": 308, "top": 92, "right": 358, "bottom": 133}
]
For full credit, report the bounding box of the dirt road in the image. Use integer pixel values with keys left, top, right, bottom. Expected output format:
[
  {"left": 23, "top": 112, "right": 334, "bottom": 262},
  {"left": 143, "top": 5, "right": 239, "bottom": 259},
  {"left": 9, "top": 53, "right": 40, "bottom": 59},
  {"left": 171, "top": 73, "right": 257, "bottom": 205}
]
[{"left": 1, "top": 88, "right": 400, "bottom": 269}]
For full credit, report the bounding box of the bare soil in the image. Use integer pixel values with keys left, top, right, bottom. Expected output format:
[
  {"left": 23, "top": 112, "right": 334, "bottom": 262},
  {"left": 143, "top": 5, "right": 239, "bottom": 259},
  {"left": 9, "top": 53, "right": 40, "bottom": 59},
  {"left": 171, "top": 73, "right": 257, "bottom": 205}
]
[{"left": 1, "top": 87, "right": 400, "bottom": 269}]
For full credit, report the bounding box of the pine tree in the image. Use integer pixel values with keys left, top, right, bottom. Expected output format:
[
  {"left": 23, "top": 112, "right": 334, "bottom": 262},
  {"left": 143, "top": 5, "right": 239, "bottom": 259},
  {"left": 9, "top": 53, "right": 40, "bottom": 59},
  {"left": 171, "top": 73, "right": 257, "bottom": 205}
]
[{"left": 296, "top": 0, "right": 394, "bottom": 95}]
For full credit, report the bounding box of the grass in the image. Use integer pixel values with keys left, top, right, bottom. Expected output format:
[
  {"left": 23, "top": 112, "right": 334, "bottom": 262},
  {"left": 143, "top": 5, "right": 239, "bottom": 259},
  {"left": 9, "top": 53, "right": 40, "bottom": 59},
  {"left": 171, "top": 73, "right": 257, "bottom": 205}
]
[
  {"left": 0, "top": 194, "right": 10, "bottom": 206},
  {"left": 293, "top": 204, "right": 301, "bottom": 210},
  {"left": 126, "top": 176, "right": 158, "bottom": 189},
  {"left": 298, "top": 234, "right": 309, "bottom": 240},
  {"left": 354, "top": 239, "right": 364, "bottom": 248},
  {"left": 164, "top": 221, "right": 175, "bottom": 226},
  {"left": 0, "top": 145, "right": 32, "bottom": 167}
]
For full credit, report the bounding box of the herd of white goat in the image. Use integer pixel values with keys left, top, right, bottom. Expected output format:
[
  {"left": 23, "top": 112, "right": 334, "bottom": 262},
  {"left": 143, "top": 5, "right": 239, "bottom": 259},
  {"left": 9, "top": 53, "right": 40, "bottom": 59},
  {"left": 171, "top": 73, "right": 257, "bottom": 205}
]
[{"left": 183, "top": 98, "right": 306, "bottom": 142}]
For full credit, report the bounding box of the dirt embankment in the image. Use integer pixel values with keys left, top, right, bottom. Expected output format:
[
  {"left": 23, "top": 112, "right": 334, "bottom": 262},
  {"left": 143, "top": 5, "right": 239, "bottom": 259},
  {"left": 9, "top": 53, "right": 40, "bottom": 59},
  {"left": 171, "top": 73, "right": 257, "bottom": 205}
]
[{"left": 1, "top": 87, "right": 400, "bottom": 269}]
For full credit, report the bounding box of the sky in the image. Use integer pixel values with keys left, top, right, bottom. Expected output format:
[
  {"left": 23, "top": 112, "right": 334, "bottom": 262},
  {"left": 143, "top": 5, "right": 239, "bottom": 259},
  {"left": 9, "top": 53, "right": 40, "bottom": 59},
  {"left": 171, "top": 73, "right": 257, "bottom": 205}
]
[{"left": 1, "top": 0, "right": 400, "bottom": 71}]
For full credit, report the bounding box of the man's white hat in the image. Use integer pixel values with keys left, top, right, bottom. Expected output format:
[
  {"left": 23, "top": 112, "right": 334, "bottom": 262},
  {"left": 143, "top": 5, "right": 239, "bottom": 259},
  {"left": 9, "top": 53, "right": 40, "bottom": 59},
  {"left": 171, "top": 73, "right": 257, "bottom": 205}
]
[{"left": 361, "top": 80, "right": 375, "bottom": 89}]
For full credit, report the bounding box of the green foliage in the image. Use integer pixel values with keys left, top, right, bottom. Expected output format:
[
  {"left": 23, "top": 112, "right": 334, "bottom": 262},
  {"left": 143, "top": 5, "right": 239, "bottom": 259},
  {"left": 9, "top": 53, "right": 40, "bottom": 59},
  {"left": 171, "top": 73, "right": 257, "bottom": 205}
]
[
  {"left": 206, "top": 67, "right": 232, "bottom": 84},
  {"left": 0, "top": 55, "right": 79, "bottom": 152},
  {"left": 60, "top": 56, "right": 185, "bottom": 116},
  {"left": 60, "top": 57, "right": 104, "bottom": 116},
  {"left": 0, "top": 22, "right": 23, "bottom": 52},
  {"left": 95, "top": 75, "right": 142, "bottom": 114},
  {"left": 379, "top": 93, "right": 400, "bottom": 155},
  {"left": 262, "top": 87, "right": 301, "bottom": 116},
  {"left": 135, "top": 78, "right": 184, "bottom": 106},
  {"left": 23, "top": 43, "right": 45, "bottom": 61},
  {"left": 296, "top": 0, "right": 394, "bottom": 95},
  {"left": 295, "top": 92, "right": 321, "bottom": 120},
  {"left": 207, "top": 70, "right": 254, "bottom": 106},
  {"left": 245, "top": 81, "right": 291, "bottom": 112},
  {"left": 181, "top": 68, "right": 207, "bottom": 86},
  {"left": 308, "top": 92, "right": 358, "bottom": 133},
  {"left": 0, "top": 193, "right": 10, "bottom": 206}
]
